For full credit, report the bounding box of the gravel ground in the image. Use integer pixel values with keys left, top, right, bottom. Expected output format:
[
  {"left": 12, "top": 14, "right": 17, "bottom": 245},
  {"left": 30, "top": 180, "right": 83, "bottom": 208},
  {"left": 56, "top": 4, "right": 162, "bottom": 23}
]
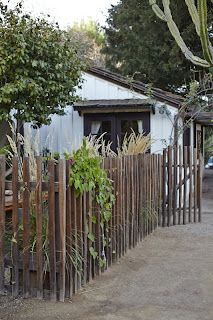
[{"left": 0, "top": 170, "right": 213, "bottom": 320}]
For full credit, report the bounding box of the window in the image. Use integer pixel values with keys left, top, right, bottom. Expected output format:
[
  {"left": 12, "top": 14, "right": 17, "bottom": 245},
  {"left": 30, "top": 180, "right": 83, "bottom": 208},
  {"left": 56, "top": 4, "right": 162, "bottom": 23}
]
[{"left": 84, "top": 112, "right": 150, "bottom": 151}]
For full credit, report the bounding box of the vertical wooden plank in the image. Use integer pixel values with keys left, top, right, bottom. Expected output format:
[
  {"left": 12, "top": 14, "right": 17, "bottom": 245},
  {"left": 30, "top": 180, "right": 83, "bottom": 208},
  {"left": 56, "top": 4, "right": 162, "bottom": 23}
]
[
  {"left": 135, "top": 155, "right": 139, "bottom": 242},
  {"left": 173, "top": 146, "right": 177, "bottom": 225},
  {"left": 154, "top": 154, "right": 158, "bottom": 229},
  {"left": 36, "top": 156, "right": 43, "bottom": 300},
  {"left": 138, "top": 154, "right": 142, "bottom": 241},
  {"left": 162, "top": 149, "right": 167, "bottom": 227},
  {"left": 188, "top": 146, "right": 193, "bottom": 223},
  {"left": 143, "top": 154, "right": 147, "bottom": 237},
  {"left": 0, "top": 156, "right": 5, "bottom": 294},
  {"left": 108, "top": 157, "right": 113, "bottom": 266},
  {"left": 65, "top": 160, "right": 72, "bottom": 299},
  {"left": 183, "top": 146, "right": 187, "bottom": 225},
  {"left": 87, "top": 191, "right": 92, "bottom": 281},
  {"left": 144, "top": 154, "right": 148, "bottom": 236},
  {"left": 141, "top": 154, "right": 145, "bottom": 238},
  {"left": 82, "top": 191, "right": 88, "bottom": 282},
  {"left": 95, "top": 205, "right": 101, "bottom": 276},
  {"left": 114, "top": 157, "right": 119, "bottom": 259},
  {"left": 130, "top": 155, "right": 134, "bottom": 246},
  {"left": 194, "top": 148, "right": 198, "bottom": 223},
  {"left": 59, "top": 159, "right": 66, "bottom": 302},
  {"left": 111, "top": 158, "right": 116, "bottom": 262},
  {"left": 22, "top": 157, "right": 30, "bottom": 298},
  {"left": 76, "top": 194, "right": 83, "bottom": 288},
  {"left": 116, "top": 157, "right": 122, "bottom": 258},
  {"left": 48, "top": 160, "right": 57, "bottom": 302},
  {"left": 121, "top": 157, "right": 126, "bottom": 252},
  {"left": 11, "top": 157, "right": 19, "bottom": 297},
  {"left": 147, "top": 154, "right": 151, "bottom": 234},
  {"left": 125, "top": 156, "right": 130, "bottom": 250},
  {"left": 54, "top": 164, "right": 60, "bottom": 274},
  {"left": 158, "top": 154, "right": 162, "bottom": 227},
  {"left": 167, "top": 146, "right": 172, "bottom": 227},
  {"left": 178, "top": 146, "right": 182, "bottom": 225},
  {"left": 198, "top": 152, "right": 202, "bottom": 222}
]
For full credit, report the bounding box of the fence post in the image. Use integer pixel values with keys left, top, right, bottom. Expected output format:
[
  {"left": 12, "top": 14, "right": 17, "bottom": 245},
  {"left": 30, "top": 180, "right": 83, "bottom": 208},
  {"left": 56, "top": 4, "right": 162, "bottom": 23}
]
[
  {"left": 22, "top": 157, "right": 30, "bottom": 298},
  {"left": 188, "top": 146, "right": 193, "bottom": 223},
  {"left": 173, "top": 146, "right": 177, "bottom": 225},
  {"left": 59, "top": 159, "right": 66, "bottom": 302},
  {"left": 12, "top": 157, "right": 19, "bottom": 297},
  {"left": 48, "top": 160, "right": 57, "bottom": 302},
  {"left": 178, "top": 146, "right": 182, "bottom": 224},
  {"left": 183, "top": 147, "right": 187, "bottom": 225},
  {"left": 167, "top": 146, "right": 172, "bottom": 227},
  {"left": 0, "top": 156, "right": 5, "bottom": 294},
  {"left": 158, "top": 154, "right": 162, "bottom": 227},
  {"left": 162, "top": 149, "right": 167, "bottom": 227},
  {"left": 198, "top": 153, "right": 202, "bottom": 222},
  {"left": 193, "top": 148, "right": 197, "bottom": 223},
  {"left": 36, "top": 156, "right": 43, "bottom": 300}
]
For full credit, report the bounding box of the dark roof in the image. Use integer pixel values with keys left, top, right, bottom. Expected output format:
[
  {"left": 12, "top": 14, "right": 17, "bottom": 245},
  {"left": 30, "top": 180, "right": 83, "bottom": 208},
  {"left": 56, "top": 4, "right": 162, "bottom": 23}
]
[
  {"left": 182, "top": 111, "right": 213, "bottom": 126},
  {"left": 74, "top": 99, "right": 155, "bottom": 113},
  {"left": 85, "top": 66, "right": 184, "bottom": 107}
]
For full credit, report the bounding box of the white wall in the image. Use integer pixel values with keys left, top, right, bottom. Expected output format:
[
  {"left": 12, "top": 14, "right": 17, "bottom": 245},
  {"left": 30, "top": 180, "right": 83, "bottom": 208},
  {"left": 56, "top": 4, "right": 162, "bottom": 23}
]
[
  {"left": 150, "top": 103, "right": 178, "bottom": 154},
  {"left": 26, "top": 72, "right": 180, "bottom": 156},
  {"left": 76, "top": 72, "right": 147, "bottom": 100},
  {"left": 26, "top": 106, "right": 83, "bottom": 157}
]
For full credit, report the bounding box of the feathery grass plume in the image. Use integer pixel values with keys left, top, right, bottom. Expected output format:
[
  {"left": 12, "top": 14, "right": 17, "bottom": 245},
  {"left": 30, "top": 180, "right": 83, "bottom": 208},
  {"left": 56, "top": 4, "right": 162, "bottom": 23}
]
[
  {"left": 6, "top": 122, "right": 54, "bottom": 180},
  {"left": 117, "top": 130, "right": 154, "bottom": 156}
]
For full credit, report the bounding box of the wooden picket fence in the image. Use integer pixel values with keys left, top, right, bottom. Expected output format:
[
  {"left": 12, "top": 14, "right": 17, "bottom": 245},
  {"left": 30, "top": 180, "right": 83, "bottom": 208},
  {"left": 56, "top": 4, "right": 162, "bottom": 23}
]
[{"left": 0, "top": 146, "right": 202, "bottom": 301}]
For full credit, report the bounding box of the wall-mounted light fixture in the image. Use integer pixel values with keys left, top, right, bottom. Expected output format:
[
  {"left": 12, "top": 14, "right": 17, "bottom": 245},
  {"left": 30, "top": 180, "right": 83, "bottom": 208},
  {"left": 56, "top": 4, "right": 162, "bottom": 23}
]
[{"left": 158, "top": 104, "right": 171, "bottom": 116}]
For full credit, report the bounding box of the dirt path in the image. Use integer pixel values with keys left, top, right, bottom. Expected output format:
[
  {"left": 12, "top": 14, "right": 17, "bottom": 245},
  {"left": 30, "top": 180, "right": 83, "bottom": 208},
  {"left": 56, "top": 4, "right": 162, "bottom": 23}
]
[{"left": 1, "top": 170, "right": 213, "bottom": 320}]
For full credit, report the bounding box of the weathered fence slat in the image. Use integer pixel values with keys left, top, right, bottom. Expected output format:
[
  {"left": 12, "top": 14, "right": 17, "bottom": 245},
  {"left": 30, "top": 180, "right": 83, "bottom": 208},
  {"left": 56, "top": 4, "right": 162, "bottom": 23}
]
[
  {"left": 173, "top": 146, "right": 177, "bottom": 225},
  {"left": 0, "top": 156, "right": 5, "bottom": 294},
  {"left": 198, "top": 153, "right": 202, "bottom": 223},
  {"left": 162, "top": 149, "right": 167, "bottom": 227},
  {"left": 65, "top": 160, "right": 72, "bottom": 299},
  {"left": 183, "top": 147, "right": 187, "bottom": 225},
  {"left": 194, "top": 148, "right": 198, "bottom": 223},
  {"left": 188, "top": 146, "right": 193, "bottom": 223},
  {"left": 167, "top": 146, "right": 172, "bottom": 227},
  {"left": 48, "top": 160, "right": 57, "bottom": 302},
  {"left": 22, "top": 157, "right": 30, "bottom": 298},
  {"left": 178, "top": 146, "right": 182, "bottom": 225},
  {"left": 36, "top": 156, "right": 43, "bottom": 300},
  {"left": 58, "top": 160, "right": 66, "bottom": 302},
  {"left": 12, "top": 157, "right": 19, "bottom": 297}
]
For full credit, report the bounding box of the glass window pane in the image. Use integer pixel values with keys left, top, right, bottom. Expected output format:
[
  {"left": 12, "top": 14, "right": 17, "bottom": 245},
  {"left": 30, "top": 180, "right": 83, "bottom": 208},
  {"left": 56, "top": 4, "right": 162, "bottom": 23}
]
[
  {"left": 102, "top": 121, "right": 111, "bottom": 133},
  {"left": 137, "top": 120, "right": 143, "bottom": 133},
  {"left": 104, "top": 135, "right": 112, "bottom": 143},
  {"left": 132, "top": 120, "right": 138, "bottom": 133},
  {"left": 121, "top": 120, "right": 131, "bottom": 133},
  {"left": 91, "top": 121, "right": 101, "bottom": 135}
]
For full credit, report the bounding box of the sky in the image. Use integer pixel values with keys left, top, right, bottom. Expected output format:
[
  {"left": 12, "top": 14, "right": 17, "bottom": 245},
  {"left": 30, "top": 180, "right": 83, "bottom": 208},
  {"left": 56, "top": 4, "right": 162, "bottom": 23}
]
[{"left": 4, "top": 0, "right": 119, "bottom": 28}]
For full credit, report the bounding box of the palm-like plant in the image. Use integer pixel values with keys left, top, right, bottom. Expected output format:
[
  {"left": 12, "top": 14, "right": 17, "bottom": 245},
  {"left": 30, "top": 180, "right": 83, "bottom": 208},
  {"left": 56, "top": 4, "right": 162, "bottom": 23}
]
[{"left": 149, "top": 0, "right": 213, "bottom": 68}]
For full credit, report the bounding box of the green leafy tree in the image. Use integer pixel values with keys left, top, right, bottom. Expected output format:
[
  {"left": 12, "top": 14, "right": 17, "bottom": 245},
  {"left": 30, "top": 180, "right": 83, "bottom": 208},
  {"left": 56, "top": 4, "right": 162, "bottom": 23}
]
[
  {"left": 67, "top": 19, "right": 106, "bottom": 68},
  {"left": 103, "top": 0, "right": 213, "bottom": 92},
  {"left": 0, "top": 1, "right": 85, "bottom": 130}
]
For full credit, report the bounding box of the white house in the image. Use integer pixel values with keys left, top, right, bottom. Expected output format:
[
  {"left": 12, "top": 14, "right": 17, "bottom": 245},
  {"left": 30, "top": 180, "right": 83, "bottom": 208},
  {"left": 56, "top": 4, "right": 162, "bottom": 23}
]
[{"left": 26, "top": 66, "right": 207, "bottom": 157}]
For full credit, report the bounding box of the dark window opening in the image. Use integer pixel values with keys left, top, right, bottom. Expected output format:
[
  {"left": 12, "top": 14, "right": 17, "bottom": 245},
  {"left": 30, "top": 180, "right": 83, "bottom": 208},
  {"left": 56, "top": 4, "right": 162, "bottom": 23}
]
[{"left": 84, "top": 112, "right": 150, "bottom": 152}]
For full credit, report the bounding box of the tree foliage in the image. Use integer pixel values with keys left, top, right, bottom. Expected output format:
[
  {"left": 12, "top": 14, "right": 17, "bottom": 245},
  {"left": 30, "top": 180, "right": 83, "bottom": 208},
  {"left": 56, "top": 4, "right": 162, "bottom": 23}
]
[
  {"left": 103, "top": 0, "right": 213, "bottom": 92},
  {"left": 67, "top": 19, "right": 106, "bottom": 68},
  {"left": 0, "top": 1, "right": 85, "bottom": 127}
]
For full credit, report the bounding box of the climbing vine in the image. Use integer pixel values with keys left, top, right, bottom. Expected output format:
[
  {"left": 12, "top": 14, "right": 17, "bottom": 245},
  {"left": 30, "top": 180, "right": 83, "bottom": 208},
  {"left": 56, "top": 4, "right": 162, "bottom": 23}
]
[{"left": 65, "top": 138, "right": 115, "bottom": 266}]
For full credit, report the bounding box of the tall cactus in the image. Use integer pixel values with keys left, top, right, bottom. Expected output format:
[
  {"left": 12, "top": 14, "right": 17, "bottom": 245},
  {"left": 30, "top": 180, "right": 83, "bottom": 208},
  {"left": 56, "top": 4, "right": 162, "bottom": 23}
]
[{"left": 149, "top": 0, "right": 213, "bottom": 68}]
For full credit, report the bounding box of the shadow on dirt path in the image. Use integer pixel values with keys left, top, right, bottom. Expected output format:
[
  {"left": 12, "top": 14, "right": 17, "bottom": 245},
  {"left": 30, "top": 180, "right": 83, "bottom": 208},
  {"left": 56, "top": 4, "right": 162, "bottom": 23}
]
[{"left": 1, "top": 170, "right": 213, "bottom": 320}]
